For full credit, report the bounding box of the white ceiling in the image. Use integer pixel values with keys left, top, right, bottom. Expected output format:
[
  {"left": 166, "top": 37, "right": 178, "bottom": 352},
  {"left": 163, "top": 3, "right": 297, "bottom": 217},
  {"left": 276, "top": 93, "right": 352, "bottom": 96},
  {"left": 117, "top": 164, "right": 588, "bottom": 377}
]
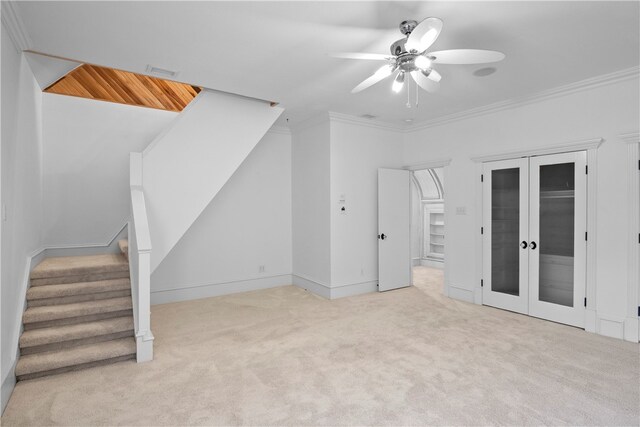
[{"left": 16, "top": 1, "right": 640, "bottom": 127}]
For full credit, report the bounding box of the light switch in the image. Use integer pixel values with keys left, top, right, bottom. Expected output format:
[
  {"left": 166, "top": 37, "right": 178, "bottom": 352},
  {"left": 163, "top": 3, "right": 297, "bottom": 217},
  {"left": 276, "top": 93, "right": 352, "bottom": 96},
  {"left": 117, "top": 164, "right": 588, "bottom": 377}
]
[{"left": 456, "top": 206, "right": 466, "bottom": 215}]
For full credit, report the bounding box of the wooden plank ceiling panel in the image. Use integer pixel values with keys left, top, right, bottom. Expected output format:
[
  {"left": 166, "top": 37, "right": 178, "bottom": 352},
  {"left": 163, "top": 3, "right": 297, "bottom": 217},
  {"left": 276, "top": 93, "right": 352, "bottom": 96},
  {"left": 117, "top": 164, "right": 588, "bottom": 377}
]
[{"left": 45, "top": 64, "right": 201, "bottom": 112}]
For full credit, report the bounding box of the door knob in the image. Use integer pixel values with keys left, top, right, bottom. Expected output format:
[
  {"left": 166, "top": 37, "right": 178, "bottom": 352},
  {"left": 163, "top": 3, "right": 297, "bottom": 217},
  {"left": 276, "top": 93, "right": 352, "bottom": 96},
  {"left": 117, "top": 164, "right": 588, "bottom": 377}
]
[
  {"left": 379, "top": 233, "right": 387, "bottom": 240},
  {"left": 530, "top": 241, "right": 537, "bottom": 250},
  {"left": 520, "top": 241, "right": 528, "bottom": 249}
]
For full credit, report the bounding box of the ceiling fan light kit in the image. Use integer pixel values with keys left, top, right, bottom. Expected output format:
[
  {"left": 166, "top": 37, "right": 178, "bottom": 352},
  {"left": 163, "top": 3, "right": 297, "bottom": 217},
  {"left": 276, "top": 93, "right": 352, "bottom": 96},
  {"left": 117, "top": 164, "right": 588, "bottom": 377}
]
[
  {"left": 392, "top": 71, "right": 405, "bottom": 93},
  {"left": 335, "top": 17, "right": 506, "bottom": 96}
]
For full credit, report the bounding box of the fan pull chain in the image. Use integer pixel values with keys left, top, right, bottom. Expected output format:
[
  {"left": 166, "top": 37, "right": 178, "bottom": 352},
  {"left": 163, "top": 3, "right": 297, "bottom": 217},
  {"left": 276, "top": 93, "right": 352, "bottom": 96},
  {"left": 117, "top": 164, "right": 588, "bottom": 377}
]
[{"left": 415, "top": 78, "right": 420, "bottom": 108}]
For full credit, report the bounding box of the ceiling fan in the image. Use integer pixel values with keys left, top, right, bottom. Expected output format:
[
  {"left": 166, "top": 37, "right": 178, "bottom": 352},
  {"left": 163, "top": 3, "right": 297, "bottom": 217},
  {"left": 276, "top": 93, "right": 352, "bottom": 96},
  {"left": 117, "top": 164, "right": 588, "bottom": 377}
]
[{"left": 333, "top": 18, "right": 505, "bottom": 94}]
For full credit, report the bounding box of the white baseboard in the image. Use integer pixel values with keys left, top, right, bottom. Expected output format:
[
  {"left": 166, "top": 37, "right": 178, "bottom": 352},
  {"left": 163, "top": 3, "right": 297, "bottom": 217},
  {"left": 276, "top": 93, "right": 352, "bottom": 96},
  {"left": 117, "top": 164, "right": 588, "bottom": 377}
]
[
  {"left": 474, "top": 286, "right": 483, "bottom": 305},
  {"left": 292, "top": 275, "right": 331, "bottom": 299},
  {"left": 330, "top": 281, "right": 378, "bottom": 299},
  {"left": 1, "top": 359, "right": 17, "bottom": 414},
  {"left": 135, "top": 331, "right": 154, "bottom": 362},
  {"left": 150, "top": 274, "right": 293, "bottom": 305},
  {"left": 2, "top": 247, "right": 46, "bottom": 413},
  {"left": 447, "top": 283, "right": 475, "bottom": 303},
  {"left": 292, "top": 275, "right": 378, "bottom": 299},
  {"left": 623, "top": 317, "right": 639, "bottom": 343},
  {"left": 597, "top": 315, "right": 625, "bottom": 340},
  {"left": 43, "top": 222, "right": 128, "bottom": 258},
  {"left": 585, "top": 309, "right": 597, "bottom": 333},
  {"left": 419, "top": 259, "right": 444, "bottom": 269}
]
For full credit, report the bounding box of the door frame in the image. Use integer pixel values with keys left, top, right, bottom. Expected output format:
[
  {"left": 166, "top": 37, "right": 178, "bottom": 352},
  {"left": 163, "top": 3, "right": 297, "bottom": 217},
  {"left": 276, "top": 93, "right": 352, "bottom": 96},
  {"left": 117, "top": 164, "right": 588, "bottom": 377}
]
[
  {"left": 404, "top": 158, "right": 452, "bottom": 294},
  {"left": 472, "top": 138, "right": 602, "bottom": 330},
  {"left": 618, "top": 133, "right": 639, "bottom": 342}
]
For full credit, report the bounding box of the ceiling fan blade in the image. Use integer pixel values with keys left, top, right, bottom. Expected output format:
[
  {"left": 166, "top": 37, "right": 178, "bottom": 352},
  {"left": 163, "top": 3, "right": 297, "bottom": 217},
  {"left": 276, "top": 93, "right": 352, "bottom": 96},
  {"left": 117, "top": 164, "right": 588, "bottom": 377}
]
[
  {"left": 405, "top": 17, "right": 443, "bottom": 53},
  {"left": 331, "top": 52, "right": 392, "bottom": 61},
  {"left": 411, "top": 70, "right": 440, "bottom": 93},
  {"left": 352, "top": 65, "right": 395, "bottom": 93},
  {"left": 429, "top": 49, "right": 505, "bottom": 64}
]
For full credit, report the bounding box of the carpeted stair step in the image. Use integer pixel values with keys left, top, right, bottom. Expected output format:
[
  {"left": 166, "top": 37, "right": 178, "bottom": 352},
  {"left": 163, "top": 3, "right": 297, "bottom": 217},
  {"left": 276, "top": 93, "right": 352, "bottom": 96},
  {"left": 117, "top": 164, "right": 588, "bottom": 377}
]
[
  {"left": 27, "top": 278, "right": 131, "bottom": 307},
  {"left": 15, "top": 337, "right": 136, "bottom": 381},
  {"left": 30, "top": 270, "right": 130, "bottom": 287},
  {"left": 19, "top": 317, "right": 134, "bottom": 355},
  {"left": 118, "top": 239, "right": 129, "bottom": 259},
  {"left": 23, "top": 297, "right": 133, "bottom": 330},
  {"left": 30, "top": 254, "right": 129, "bottom": 287}
]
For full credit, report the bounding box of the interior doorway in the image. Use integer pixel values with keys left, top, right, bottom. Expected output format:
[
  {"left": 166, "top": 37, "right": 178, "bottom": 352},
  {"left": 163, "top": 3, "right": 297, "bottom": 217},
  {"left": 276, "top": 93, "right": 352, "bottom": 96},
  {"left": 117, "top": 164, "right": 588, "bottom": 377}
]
[{"left": 410, "top": 168, "right": 445, "bottom": 276}]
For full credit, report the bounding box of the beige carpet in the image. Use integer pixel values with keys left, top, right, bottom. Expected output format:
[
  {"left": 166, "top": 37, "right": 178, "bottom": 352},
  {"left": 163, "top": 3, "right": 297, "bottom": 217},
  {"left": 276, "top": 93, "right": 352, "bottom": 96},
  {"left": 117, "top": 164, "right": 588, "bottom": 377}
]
[{"left": 2, "top": 267, "right": 638, "bottom": 425}]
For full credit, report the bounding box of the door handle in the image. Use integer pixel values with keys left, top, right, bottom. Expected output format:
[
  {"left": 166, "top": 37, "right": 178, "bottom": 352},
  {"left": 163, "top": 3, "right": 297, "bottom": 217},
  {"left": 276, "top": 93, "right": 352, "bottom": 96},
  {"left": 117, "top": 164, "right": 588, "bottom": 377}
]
[
  {"left": 378, "top": 233, "right": 387, "bottom": 240},
  {"left": 530, "top": 241, "right": 537, "bottom": 250},
  {"left": 520, "top": 241, "right": 528, "bottom": 249}
]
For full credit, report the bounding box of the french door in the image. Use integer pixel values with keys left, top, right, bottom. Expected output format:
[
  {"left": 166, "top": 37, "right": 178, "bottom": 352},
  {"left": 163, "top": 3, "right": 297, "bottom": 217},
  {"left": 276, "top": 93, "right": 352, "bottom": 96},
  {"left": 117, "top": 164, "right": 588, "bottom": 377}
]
[{"left": 482, "top": 152, "right": 587, "bottom": 327}]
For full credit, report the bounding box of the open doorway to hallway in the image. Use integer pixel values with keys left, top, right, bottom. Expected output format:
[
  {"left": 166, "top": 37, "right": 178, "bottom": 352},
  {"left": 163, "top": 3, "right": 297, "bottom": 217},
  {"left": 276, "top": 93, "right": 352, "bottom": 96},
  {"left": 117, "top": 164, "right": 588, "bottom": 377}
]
[{"left": 410, "top": 168, "right": 445, "bottom": 291}]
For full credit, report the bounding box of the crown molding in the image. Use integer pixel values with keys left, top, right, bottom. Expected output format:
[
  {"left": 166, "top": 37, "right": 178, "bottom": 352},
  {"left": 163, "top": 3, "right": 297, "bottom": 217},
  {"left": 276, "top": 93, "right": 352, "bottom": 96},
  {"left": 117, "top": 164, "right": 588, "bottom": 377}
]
[
  {"left": 328, "top": 111, "right": 405, "bottom": 133},
  {"left": 618, "top": 132, "right": 639, "bottom": 144},
  {"left": 471, "top": 137, "right": 603, "bottom": 163},
  {"left": 1, "top": 1, "right": 32, "bottom": 52},
  {"left": 407, "top": 66, "right": 640, "bottom": 133},
  {"left": 404, "top": 158, "right": 452, "bottom": 170}
]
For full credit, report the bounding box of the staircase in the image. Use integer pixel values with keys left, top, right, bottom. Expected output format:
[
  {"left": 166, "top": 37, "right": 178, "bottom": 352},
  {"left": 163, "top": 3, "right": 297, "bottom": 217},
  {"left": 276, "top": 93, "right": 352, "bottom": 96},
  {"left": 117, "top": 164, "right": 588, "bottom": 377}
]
[{"left": 15, "top": 241, "right": 136, "bottom": 381}]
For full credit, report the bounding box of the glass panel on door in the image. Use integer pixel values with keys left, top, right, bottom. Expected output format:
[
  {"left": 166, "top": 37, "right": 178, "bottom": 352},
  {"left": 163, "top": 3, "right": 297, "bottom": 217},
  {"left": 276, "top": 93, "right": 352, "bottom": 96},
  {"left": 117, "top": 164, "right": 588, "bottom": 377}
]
[
  {"left": 491, "top": 168, "right": 520, "bottom": 296},
  {"left": 538, "top": 163, "right": 575, "bottom": 307}
]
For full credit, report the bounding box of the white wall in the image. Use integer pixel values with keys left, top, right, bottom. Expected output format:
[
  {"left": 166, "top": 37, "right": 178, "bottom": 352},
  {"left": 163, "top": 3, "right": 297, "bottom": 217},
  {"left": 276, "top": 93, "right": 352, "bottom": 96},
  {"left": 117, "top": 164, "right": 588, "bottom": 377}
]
[
  {"left": 410, "top": 179, "right": 421, "bottom": 262},
  {"left": 329, "top": 119, "right": 404, "bottom": 294},
  {"left": 404, "top": 76, "right": 639, "bottom": 335},
  {"left": 1, "top": 24, "right": 43, "bottom": 410},
  {"left": 150, "top": 130, "right": 292, "bottom": 304},
  {"left": 291, "top": 119, "right": 331, "bottom": 287},
  {"left": 143, "top": 90, "right": 283, "bottom": 272},
  {"left": 42, "top": 94, "right": 176, "bottom": 247},
  {"left": 24, "top": 52, "right": 79, "bottom": 90}
]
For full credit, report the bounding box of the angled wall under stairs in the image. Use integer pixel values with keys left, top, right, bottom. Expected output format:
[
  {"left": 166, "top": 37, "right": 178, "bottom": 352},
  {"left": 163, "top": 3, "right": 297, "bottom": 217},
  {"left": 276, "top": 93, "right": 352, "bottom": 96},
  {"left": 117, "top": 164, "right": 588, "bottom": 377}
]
[
  {"left": 15, "top": 243, "right": 135, "bottom": 380},
  {"left": 141, "top": 89, "right": 283, "bottom": 272}
]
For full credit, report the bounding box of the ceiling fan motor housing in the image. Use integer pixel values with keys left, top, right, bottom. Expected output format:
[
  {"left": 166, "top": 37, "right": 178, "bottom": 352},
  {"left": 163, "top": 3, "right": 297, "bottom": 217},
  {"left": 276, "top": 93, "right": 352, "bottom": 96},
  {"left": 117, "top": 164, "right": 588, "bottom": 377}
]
[{"left": 399, "top": 20, "right": 418, "bottom": 35}]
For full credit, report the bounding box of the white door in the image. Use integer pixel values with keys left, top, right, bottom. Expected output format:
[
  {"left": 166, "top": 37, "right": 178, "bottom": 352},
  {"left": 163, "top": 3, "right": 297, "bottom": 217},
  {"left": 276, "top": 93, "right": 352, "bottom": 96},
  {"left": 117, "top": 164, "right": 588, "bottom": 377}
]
[
  {"left": 378, "top": 168, "right": 411, "bottom": 291},
  {"left": 528, "top": 152, "right": 587, "bottom": 327},
  {"left": 482, "top": 158, "right": 530, "bottom": 314}
]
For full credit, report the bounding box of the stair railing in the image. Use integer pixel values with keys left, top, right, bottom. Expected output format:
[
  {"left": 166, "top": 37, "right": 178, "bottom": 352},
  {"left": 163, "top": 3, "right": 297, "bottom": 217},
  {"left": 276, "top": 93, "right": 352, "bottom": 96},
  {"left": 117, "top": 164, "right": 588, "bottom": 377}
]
[{"left": 129, "top": 152, "right": 154, "bottom": 362}]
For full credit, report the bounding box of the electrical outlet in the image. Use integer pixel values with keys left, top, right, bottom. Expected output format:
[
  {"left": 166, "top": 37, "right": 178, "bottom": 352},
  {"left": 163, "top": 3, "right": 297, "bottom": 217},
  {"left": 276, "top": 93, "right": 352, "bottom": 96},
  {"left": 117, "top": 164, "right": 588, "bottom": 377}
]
[
  {"left": 258, "top": 265, "right": 265, "bottom": 273},
  {"left": 456, "top": 206, "right": 466, "bottom": 215}
]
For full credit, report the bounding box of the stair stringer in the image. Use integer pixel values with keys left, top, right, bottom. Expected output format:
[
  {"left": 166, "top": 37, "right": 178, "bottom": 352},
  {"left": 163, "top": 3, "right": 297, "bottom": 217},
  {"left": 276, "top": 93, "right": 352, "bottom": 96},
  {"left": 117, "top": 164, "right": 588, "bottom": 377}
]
[{"left": 142, "top": 90, "right": 283, "bottom": 272}]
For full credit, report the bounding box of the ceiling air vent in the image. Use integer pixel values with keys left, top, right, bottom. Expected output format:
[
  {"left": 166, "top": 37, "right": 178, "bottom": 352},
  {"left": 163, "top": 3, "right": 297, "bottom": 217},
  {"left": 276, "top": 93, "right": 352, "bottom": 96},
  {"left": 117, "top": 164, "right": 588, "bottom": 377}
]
[{"left": 146, "top": 65, "right": 179, "bottom": 78}]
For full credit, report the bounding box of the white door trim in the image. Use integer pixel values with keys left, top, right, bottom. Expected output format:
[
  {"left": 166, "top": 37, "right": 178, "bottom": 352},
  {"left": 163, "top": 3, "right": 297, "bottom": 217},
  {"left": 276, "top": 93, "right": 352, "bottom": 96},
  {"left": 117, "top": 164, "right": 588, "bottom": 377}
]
[
  {"left": 471, "top": 137, "right": 602, "bottom": 163},
  {"left": 618, "top": 132, "right": 639, "bottom": 342},
  {"left": 404, "top": 158, "right": 452, "bottom": 170}
]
